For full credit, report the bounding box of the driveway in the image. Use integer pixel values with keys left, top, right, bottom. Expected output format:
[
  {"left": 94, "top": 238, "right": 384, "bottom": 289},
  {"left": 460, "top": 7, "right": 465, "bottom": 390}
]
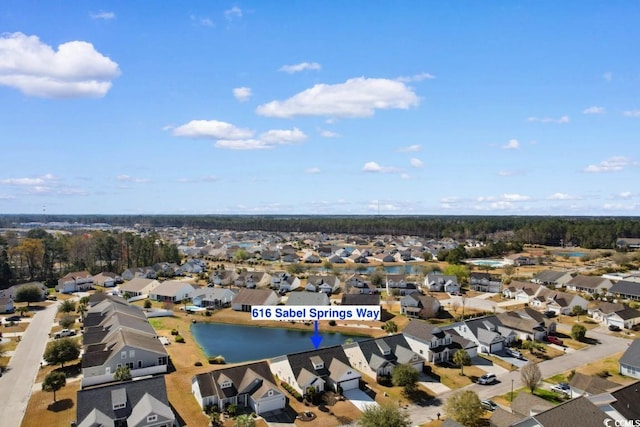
[
  {"left": 0, "top": 301, "right": 60, "bottom": 427},
  {"left": 471, "top": 356, "right": 509, "bottom": 376},
  {"left": 343, "top": 388, "right": 379, "bottom": 412}
]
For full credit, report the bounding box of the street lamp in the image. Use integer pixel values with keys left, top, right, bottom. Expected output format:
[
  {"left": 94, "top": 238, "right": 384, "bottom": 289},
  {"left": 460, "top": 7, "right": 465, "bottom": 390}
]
[{"left": 511, "top": 379, "right": 514, "bottom": 412}]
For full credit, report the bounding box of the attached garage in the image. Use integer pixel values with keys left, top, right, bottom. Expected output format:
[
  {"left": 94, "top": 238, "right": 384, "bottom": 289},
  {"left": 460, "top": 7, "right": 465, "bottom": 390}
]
[
  {"left": 338, "top": 378, "right": 360, "bottom": 391},
  {"left": 252, "top": 392, "right": 286, "bottom": 415}
]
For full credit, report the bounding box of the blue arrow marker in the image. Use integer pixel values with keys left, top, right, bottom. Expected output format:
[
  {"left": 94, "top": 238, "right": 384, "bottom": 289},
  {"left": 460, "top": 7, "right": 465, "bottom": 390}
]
[{"left": 310, "top": 320, "right": 323, "bottom": 349}]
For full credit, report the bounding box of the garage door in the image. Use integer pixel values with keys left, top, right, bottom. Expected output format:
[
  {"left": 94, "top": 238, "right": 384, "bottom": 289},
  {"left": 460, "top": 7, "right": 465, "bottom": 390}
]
[
  {"left": 339, "top": 378, "right": 360, "bottom": 391},
  {"left": 607, "top": 318, "right": 624, "bottom": 329},
  {"left": 253, "top": 395, "right": 285, "bottom": 415},
  {"left": 490, "top": 342, "right": 503, "bottom": 353}
]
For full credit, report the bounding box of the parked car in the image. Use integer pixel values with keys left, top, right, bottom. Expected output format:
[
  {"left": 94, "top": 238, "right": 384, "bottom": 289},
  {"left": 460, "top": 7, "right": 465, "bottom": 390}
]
[
  {"left": 608, "top": 325, "right": 621, "bottom": 332},
  {"left": 481, "top": 400, "right": 498, "bottom": 411},
  {"left": 551, "top": 382, "right": 571, "bottom": 396},
  {"left": 544, "top": 310, "right": 556, "bottom": 318},
  {"left": 5, "top": 315, "right": 21, "bottom": 322},
  {"left": 545, "top": 335, "right": 564, "bottom": 346},
  {"left": 53, "top": 329, "right": 76, "bottom": 339},
  {"left": 506, "top": 348, "right": 523, "bottom": 359},
  {"left": 478, "top": 373, "right": 497, "bottom": 385}
]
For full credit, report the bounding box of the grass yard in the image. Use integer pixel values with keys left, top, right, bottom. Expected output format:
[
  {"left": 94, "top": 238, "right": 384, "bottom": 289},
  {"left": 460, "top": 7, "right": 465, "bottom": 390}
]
[
  {"left": 432, "top": 364, "right": 487, "bottom": 389},
  {"left": 21, "top": 380, "right": 81, "bottom": 427}
]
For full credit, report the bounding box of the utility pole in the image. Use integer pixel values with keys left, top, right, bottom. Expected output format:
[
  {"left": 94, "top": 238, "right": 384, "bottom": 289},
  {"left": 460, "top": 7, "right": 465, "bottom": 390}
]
[{"left": 511, "top": 379, "right": 515, "bottom": 412}]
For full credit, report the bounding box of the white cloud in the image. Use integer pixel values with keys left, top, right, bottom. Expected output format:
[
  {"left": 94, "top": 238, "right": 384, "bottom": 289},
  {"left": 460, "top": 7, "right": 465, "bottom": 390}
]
[
  {"left": 224, "top": 6, "right": 243, "bottom": 21},
  {"left": 548, "top": 193, "right": 581, "bottom": 200},
  {"left": 603, "top": 71, "right": 612, "bottom": 82},
  {"left": 190, "top": 15, "right": 214, "bottom": 27},
  {"left": 616, "top": 191, "right": 633, "bottom": 199},
  {"left": 233, "top": 86, "right": 252, "bottom": 102},
  {"left": 0, "top": 32, "right": 120, "bottom": 98},
  {"left": 256, "top": 77, "right": 419, "bottom": 118},
  {"left": 583, "top": 106, "right": 605, "bottom": 115},
  {"left": 410, "top": 158, "right": 423, "bottom": 168},
  {"left": 172, "top": 119, "right": 254, "bottom": 139},
  {"left": 503, "top": 193, "right": 531, "bottom": 202},
  {"left": 305, "top": 167, "right": 321, "bottom": 174},
  {"left": 502, "top": 139, "right": 519, "bottom": 150},
  {"left": 527, "top": 115, "right": 570, "bottom": 124},
  {"left": 584, "top": 156, "right": 634, "bottom": 173},
  {"left": 279, "top": 62, "right": 321, "bottom": 74},
  {"left": 396, "top": 72, "right": 435, "bottom": 82},
  {"left": 259, "top": 128, "right": 307, "bottom": 144},
  {"left": 397, "top": 144, "right": 422, "bottom": 152},
  {"left": 498, "top": 170, "right": 516, "bottom": 176},
  {"left": 177, "top": 176, "right": 217, "bottom": 183},
  {"left": 90, "top": 11, "right": 115, "bottom": 20},
  {"left": 215, "top": 139, "right": 268, "bottom": 150},
  {"left": 318, "top": 129, "right": 341, "bottom": 138},
  {"left": 1, "top": 177, "right": 46, "bottom": 185},
  {"left": 362, "top": 161, "right": 398, "bottom": 173},
  {"left": 400, "top": 173, "right": 410, "bottom": 179},
  {"left": 116, "top": 175, "right": 150, "bottom": 183},
  {"left": 623, "top": 110, "right": 640, "bottom": 118}
]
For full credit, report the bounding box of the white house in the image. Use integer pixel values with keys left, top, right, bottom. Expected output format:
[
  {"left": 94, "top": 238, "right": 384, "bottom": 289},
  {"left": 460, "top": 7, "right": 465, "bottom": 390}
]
[
  {"left": 56, "top": 271, "right": 93, "bottom": 293},
  {"left": 149, "top": 280, "right": 195, "bottom": 303}
]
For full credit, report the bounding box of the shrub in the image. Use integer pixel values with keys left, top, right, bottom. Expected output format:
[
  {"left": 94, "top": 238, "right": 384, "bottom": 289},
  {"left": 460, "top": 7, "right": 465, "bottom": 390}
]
[
  {"left": 194, "top": 361, "right": 203, "bottom": 367},
  {"left": 208, "top": 355, "right": 226, "bottom": 364},
  {"left": 204, "top": 310, "right": 212, "bottom": 317},
  {"left": 175, "top": 335, "right": 185, "bottom": 343},
  {"left": 328, "top": 320, "right": 337, "bottom": 326},
  {"left": 170, "top": 329, "right": 179, "bottom": 335},
  {"left": 597, "top": 369, "right": 610, "bottom": 378},
  {"left": 280, "top": 381, "right": 303, "bottom": 400}
]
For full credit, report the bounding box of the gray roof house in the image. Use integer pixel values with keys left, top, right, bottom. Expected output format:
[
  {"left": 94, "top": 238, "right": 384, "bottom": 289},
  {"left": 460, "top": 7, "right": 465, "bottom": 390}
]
[
  {"left": 531, "top": 270, "right": 574, "bottom": 288},
  {"left": 118, "top": 278, "right": 160, "bottom": 297},
  {"left": 0, "top": 281, "right": 47, "bottom": 301},
  {"left": 76, "top": 375, "right": 175, "bottom": 427},
  {"left": 469, "top": 272, "right": 502, "bottom": 293},
  {"left": 286, "top": 292, "right": 330, "bottom": 306},
  {"left": 149, "top": 280, "right": 195, "bottom": 303},
  {"left": 192, "top": 288, "right": 237, "bottom": 308},
  {"left": 400, "top": 293, "right": 440, "bottom": 319},
  {"left": 191, "top": 361, "right": 285, "bottom": 415},
  {"left": 424, "top": 274, "right": 460, "bottom": 293},
  {"left": 402, "top": 319, "right": 478, "bottom": 363},
  {"left": 619, "top": 339, "right": 640, "bottom": 379},
  {"left": 511, "top": 396, "right": 610, "bottom": 427},
  {"left": 343, "top": 334, "right": 425, "bottom": 379},
  {"left": 609, "top": 280, "right": 640, "bottom": 301},
  {"left": 231, "top": 288, "right": 279, "bottom": 312},
  {"left": 307, "top": 275, "right": 341, "bottom": 294},
  {"left": 566, "top": 275, "right": 613, "bottom": 295},
  {"left": 270, "top": 345, "right": 361, "bottom": 395},
  {"left": 496, "top": 307, "right": 556, "bottom": 342}
]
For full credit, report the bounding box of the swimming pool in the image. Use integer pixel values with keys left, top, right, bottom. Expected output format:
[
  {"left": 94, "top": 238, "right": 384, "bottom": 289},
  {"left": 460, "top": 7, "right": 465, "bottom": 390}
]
[
  {"left": 181, "top": 305, "right": 206, "bottom": 312},
  {"left": 467, "top": 259, "right": 508, "bottom": 268}
]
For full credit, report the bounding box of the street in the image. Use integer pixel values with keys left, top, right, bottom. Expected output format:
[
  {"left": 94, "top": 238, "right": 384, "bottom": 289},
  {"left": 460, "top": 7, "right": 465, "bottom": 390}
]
[{"left": 0, "top": 301, "right": 60, "bottom": 427}]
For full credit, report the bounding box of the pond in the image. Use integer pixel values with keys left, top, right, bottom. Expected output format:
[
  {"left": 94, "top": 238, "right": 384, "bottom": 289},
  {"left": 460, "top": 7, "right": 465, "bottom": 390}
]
[
  {"left": 554, "top": 252, "right": 585, "bottom": 258},
  {"left": 190, "top": 322, "right": 366, "bottom": 363}
]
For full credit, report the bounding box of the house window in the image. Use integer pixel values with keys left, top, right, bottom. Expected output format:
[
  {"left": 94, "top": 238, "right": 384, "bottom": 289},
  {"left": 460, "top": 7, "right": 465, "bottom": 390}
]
[
  {"left": 113, "top": 402, "right": 126, "bottom": 410},
  {"left": 129, "top": 350, "right": 135, "bottom": 358},
  {"left": 268, "top": 390, "right": 274, "bottom": 397},
  {"left": 138, "top": 360, "right": 143, "bottom": 369},
  {"left": 221, "top": 380, "right": 232, "bottom": 389},
  {"left": 121, "top": 351, "right": 127, "bottom": 359},
  {"left": 147, "top": 414, "right": 158, "bottom": 422},
  {"left": 126, "top": 362, "right": 134, "bottom": 369}
]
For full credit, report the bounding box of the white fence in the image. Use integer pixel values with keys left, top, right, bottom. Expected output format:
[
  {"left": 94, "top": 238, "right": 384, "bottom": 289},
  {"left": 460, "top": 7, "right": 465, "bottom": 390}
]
[{"left": 81, "top": 364, "right": 167, "bottom": 388}]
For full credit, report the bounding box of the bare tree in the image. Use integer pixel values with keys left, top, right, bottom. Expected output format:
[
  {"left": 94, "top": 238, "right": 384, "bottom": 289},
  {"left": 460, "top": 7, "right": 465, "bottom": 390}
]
[{"left": 521, "top": 361, "right": 542, "bottom": 393}]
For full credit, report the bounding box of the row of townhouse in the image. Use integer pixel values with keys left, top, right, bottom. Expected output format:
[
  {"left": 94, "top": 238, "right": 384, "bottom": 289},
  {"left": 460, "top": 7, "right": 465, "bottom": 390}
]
[{"left": 75, "top": 294, "right": 176, "bottom": 427}]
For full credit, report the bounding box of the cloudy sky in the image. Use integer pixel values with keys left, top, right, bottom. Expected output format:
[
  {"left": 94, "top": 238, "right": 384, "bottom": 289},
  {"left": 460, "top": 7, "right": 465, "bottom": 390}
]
[{"left": 1, "top": 2, "right": 639, "bottom": 215}]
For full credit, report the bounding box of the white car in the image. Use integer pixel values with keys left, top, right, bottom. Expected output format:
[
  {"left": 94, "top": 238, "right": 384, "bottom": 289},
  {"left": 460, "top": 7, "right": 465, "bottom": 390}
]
[
  {"left": 478, "top": 373, "right": 497, "bottom": 385},
  {"left": 506, "top": 348, "right": 524, "bottom": 359},
  {"left": 54, "top": 329, "right": 76, "bottom": 339}
]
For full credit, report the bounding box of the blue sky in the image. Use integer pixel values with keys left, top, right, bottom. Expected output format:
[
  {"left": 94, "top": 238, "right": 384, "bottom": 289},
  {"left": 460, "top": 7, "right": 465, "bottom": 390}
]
[{"left": 1, "top": 1, "right": 639, "bottom": 215}]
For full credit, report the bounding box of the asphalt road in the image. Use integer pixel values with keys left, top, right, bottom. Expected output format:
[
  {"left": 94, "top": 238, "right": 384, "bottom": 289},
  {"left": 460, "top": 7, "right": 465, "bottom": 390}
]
[
  {"left": 0, "top": 301, "right": 59, "bottom": 427},
  {"left": 405, "top": 328, "right": 633, "bottom": 425}
]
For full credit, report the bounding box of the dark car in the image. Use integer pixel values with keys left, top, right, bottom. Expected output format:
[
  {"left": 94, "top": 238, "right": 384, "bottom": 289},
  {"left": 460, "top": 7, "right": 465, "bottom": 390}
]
[
  {"left": 544, "top": 310, "right": 556, "bottom": 318},
  {"left": 545, "top": 334, "right": 564, "bottom": 346},
  {"left": 5, "top": 315, "right": 21, "bottom": 322},
  {"left": 608, "top": 325, "right": 621, "bottom": 332}
]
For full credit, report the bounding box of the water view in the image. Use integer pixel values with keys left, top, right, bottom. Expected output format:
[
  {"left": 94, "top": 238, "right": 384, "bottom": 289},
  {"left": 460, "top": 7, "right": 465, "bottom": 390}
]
[{"left": 190, "top": 322, "right": 367, "bottom": 363}]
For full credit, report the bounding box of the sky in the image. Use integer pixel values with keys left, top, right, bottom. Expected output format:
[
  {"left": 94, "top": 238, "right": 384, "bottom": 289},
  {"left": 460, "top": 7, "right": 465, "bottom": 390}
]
[{"left": 1, "top": 1, "right": 639, "bottom": 216}]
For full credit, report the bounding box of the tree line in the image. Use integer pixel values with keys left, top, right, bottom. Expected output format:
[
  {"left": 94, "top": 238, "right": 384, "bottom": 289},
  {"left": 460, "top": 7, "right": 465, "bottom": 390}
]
[
  {"left": 3, "top": 214, "right": 639, "bottom": 248},
  {"left": 0, "top": 228, "right": 180, "bottom": 288}
]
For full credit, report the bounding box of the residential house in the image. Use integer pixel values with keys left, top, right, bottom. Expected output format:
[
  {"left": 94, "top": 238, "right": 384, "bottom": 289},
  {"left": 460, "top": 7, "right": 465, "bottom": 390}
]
[
  {"left": 231, "top": 288, "right": 279, "bottom": 312},
  {"left": 152, "top": 262, "right": 178, "bottom": 277},
  {"left": 191, "top": 361, "right": 285, "bottom": 415},
  {"left": 469, "top": 272, "right": 502, "bottom": 293},
  {"left": 326, "top": 254, "right": 345, "bottom": 264},
  {"left": 81, "top": 295, "right": 169, "bottom": 387},
  {"left": 0, "top": 297, "right": 14, "bottom": 314},
  {"left": 209, "top": 269, "right": 238, "bottom": 287},
  {"left": 566, "top": 275, "right": 613, "bottom": 295},
  {"left": 235, "top": 271, "right": 271, "bottom": 289},
  {"left": 119, "top": 278, "right": 160, "bottom": 298},
  {"left": 603, "top": 306, "right": 640, "bottom": 330},
  {"left": 544, "top": 291, "right": 589, "bottom": 315},
  {"left": 400, "top": 293, "right": 440, "bottom": 319},
  {"left": 385, "top": 275, "right": 418, "bottom": 296},
  {"left": 92, "top": 272, "right": 122, "bottom": 288},
  {"left": 302, "top": 252, "right": 322, "bottom": 263},
  {"left": 451, "top": 315, "right": 516, "bottom": 354},
  {"left": 496, "top": 307, "right": 555, "bottom": 342},
  {"left": 191, "top": 288, "right": 237, "bottom": 308},
  {"left": 424, "top": 274, "right": 460, "bottom": 293},
  {"left": 176, "top": 258, "right": 206, "bottom": 275},
  {"left": 531, "top": 270, "right": 574, "bottom": 288},
  {"left": 345, "top": 275, "right": 376, "bottom": 294},
  {"left": 402, "top": 319, "right": 477, "bottom": 363},
  {"left": 57, "top": 270, "right": 93, "bottom": 293},
  {"left": 286, "top": 292, "right": 330, "bottom": 307},
  {"left": 568, "top": 372, "right": 620, "bottom": 396},
  {"left": 619, "top": 339, "right": 640, "bottom": 379},
  {"left": 0, "top": 281, "right": 47, "bottom": 301},
  {"left": 372, "top": 252, "right": 395, "bottom": 263},
  {"left": 149, "top": 281, "right": 195, "bottom": 303},
  {"left": 510, "top": 396, "right": 610, "bottom": 427},
  {"left": 343, "top": 334, "right": 424, "bottom": 379},
  {"left": 609, "top": 280, "right": 640, "bottom": 301},
  {"left": 490, "top": 392, "right": 553, "bottom": 427},
  {"left": 270, "top": 345, "right": 361, "bottom": 395},
  {"left": 341, "top": 294, "right": 380, "bottom": 306},
  {"left": 280, "top": 253, "right": 300, "bottom": 263},
  {"left": 588, "top": 301, "right": 626, "bottom": 322},
  {"left": 616, "top": 238, "right": 640, "bottom": 250},
  {"left": 76, "top": 376, "right": 175, "bottom": 427},
  {"left": 121, "top": 267, "right": 156, "bottom": 281},
  {"left": 506, "top": 254, "right": 538, "bottom": 266},
  {"left": 307, "top": 275, "right": 341, "bottom": 294},
  {"left": 271, "top": 272, "right": 301, "bottom": 292}
]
